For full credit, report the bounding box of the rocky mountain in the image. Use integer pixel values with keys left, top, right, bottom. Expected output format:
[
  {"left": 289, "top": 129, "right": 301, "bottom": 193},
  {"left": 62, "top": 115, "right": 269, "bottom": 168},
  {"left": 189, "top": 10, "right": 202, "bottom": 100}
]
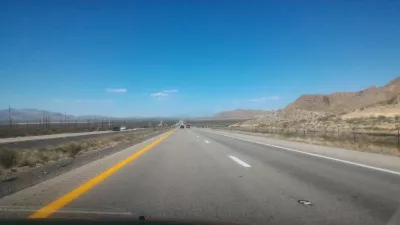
[
  {"left": 284, "top": 76, "right": 400, "bottom": 114},
  {"left": 213, "top": 109, "right": 265, "bottom": 119},
  {"left": 232, "top": 76, "right": 400, "bottom": 129}
]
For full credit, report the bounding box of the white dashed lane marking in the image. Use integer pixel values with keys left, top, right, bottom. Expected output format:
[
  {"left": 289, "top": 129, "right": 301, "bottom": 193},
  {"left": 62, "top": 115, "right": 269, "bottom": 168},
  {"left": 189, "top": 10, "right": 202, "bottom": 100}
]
[
  {"left": 213, "top": 132, "right": 400, "bottom": 176},
  {"left": 228, "top": 155, "right": 251, "bottom": 168}
]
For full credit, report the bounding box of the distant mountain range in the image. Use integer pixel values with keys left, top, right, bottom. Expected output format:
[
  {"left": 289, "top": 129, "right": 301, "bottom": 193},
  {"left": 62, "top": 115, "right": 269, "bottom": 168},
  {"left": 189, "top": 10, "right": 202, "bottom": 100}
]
[
  {"left": 1, "top": 108, "right": 264, "bottom": 122},
  {"left": 0, "top": 109, "right": 177, "bottom": 122},
  {"left": 4, "top": 76, "right": 398, "bottom": 122},
  {"left": 0, "top": 109, "right": 106, "bottom": 122}
]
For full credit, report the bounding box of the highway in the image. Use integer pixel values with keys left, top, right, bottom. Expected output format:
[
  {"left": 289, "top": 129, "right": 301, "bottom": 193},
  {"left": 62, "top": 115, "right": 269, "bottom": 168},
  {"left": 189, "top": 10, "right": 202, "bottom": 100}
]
[
  {"left": 0, "top": 128, "right": 144, "bottom": 144},
  {"left": 1, "top": 128, "right": 400, "bottom": 225}
]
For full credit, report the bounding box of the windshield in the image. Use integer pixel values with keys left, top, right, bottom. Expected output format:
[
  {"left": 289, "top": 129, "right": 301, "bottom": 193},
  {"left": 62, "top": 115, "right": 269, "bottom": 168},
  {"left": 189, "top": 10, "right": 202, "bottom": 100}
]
[{"left": 1, "top": 1, "right": 400, "bottom": 225}]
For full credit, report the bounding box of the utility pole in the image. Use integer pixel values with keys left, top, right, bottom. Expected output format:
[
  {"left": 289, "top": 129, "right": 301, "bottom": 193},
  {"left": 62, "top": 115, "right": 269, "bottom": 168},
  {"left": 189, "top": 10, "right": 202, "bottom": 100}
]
[
  {"left": 64, "top": 112, "right": 67, "bottom": 124},
  {"left": 46, "top": 115, "right": 49, "bottom": 130},
  {"left": 8, "top": 106, "right": 12, "bottom": 128}
]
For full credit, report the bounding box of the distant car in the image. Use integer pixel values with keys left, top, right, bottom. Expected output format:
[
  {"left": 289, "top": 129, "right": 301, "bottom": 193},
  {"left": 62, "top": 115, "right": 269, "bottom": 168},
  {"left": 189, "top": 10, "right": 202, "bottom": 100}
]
[
  {"left": 113, "top": 126, "right": 127, "bottom": 131},
  {"left": 186, "top": 124, "right": 190, "bottom": 128},
  {"left": 180, "top": 125, "right": 185, "bottom": 129}
]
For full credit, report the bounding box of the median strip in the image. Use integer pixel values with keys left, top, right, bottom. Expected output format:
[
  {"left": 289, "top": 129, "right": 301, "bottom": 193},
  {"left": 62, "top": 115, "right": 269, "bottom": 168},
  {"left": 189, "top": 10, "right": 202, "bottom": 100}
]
[{"left": 28, "top": 129, "right": 175, "bottom": 219}]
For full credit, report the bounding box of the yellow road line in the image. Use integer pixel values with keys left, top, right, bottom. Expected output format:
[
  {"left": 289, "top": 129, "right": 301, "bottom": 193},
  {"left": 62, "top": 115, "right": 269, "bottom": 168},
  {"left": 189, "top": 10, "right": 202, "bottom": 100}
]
[{"left": 29, "top": 129, "right": 176, "bottom": 218}]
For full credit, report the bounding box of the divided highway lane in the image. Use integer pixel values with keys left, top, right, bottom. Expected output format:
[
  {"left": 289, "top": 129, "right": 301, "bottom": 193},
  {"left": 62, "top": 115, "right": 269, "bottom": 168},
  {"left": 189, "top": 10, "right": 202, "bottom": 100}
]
[
  {"left": 0, "top": 128, "right": 145, "bottom": 144},
  {"left": 194, "top": 128, "right": 400, "bottom": 225},
  {"left": 0, "top": 128, "right": 399, "bottom": 225},
  {"left": 0, "top": 128, "right": 146, "bottom": 149}
]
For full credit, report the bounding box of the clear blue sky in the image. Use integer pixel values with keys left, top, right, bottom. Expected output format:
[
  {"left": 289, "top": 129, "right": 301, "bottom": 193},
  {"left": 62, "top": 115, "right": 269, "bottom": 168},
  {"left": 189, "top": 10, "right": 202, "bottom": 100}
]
[{"left": 1, "top": 0, "right": 399, "bottom": 117}]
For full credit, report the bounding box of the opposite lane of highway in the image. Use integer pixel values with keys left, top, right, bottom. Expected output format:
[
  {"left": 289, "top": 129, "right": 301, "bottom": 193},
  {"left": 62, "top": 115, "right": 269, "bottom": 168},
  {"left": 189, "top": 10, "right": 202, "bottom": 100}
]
[
  {"left": 0, "top": 128, "right": 399, "bottom": 225},
  {"left": 0, "top": 128, "right": 144, "bottom": 144}
]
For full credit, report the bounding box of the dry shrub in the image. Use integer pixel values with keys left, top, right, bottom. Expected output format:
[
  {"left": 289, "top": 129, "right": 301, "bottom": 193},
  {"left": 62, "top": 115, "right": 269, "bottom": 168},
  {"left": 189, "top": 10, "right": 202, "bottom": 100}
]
[
  {"left": 112, "top": 135, "right": 125, "bottom": 142},
  {"left": 281, "top": 132, "right": 300, "bottom": 138},
  {"left": 15, "top": 148, "right": 65, "bottom": 167},
  {"left": 17, "top": 150, "right": 41, "bottom": 167},
  {"left": 0, "top": 129, "right": 164, "bottom": 174},
  {"left": 65, "top": 142, "right": 84, "bottom": 157},
  {"left": 0, "top": 148, "right": 17, "bottom": 169},
  {"left": 377, "top": 115, "right": 386, "bottom": 120},
  {"left": 0, "top": 141, "right": 87, "bottom": 171}
]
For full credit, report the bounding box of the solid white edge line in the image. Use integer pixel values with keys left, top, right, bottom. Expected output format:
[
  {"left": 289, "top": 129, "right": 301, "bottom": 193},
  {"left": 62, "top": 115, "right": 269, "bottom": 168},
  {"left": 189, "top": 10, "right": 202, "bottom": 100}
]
[
  {"left": 212, "top": 131, "right": 400, "bottom": 176},
  {"left": 229, "top": 155, "right": 251, "bottom": 168}
]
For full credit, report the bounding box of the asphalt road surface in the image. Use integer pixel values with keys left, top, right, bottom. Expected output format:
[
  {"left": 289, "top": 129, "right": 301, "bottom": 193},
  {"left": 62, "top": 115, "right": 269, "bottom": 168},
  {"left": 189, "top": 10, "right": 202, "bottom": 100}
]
[{"left": 1, "top": 128, "right": 400, "bottom": 225}]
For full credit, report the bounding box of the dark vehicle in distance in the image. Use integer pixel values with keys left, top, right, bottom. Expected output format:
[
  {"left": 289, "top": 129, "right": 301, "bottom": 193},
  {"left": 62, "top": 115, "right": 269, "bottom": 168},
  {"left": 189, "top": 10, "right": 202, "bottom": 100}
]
[
  {"left": 180, "top": 125, "right": 185, "bottom": 129},
  {"left": 112, "top": 127, "right": 121, "bottom": 131},
  {"left": 113, "top": 126, "right": 127, "bottom": 131}
]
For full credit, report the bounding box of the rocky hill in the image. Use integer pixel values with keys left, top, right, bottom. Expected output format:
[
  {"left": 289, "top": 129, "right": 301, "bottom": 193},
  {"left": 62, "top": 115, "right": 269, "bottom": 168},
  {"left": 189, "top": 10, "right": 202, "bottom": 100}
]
[
  {"left": 284, "top": 76, "right": 400, "bottom": 114},
  {"left": 232, "top": 76, "right": 400, "bottom": 130}
]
